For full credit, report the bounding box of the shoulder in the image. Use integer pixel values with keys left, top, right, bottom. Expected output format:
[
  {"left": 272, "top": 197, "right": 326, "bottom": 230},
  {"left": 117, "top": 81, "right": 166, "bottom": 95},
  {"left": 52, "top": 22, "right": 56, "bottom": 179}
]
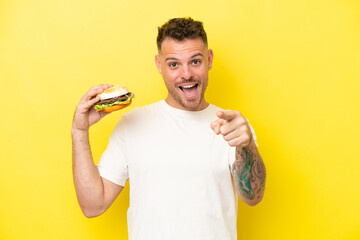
[
  {"left": 114, "top": 101, "right": 163, "bottom": 129},
  {"left": 123, "top": 101, "right": 162, "bottom": 120},
  {"left": 209, "top": 103, "right": 223, "bottom": 111},
  {"left": 110, "top": 101, "right": 162, "bottom": 137}
]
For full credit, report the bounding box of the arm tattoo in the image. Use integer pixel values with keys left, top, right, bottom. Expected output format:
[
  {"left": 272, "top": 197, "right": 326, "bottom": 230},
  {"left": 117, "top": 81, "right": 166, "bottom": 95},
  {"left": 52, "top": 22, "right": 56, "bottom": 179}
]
[{"left": 232, "top": 144, "right": 266, "bottom": 202}]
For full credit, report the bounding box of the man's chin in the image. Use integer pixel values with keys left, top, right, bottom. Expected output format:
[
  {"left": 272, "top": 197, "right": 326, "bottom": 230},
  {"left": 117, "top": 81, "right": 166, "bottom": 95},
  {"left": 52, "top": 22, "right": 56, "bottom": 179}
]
[
  {"left": 167, "top": 89, "right": 207, "bottom": 111},
  {"left": 178, "top": 98, "right": 207, "bottom": 111}
]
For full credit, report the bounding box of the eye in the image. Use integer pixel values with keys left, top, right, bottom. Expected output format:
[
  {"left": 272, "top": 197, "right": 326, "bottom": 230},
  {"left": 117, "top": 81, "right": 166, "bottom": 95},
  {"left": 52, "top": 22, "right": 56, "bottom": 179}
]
[
  {"left": 168, "top": 62, "right": 178, "bottom": 68},
  {"left": 192, "top": 59, "right": 201, "bottom": 65}
]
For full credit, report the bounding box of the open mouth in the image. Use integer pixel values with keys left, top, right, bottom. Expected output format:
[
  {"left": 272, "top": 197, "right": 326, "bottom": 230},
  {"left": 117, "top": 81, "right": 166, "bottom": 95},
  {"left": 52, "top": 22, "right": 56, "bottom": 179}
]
[{"left": 179, "top": 83, "right": 199, "bottom": 98}]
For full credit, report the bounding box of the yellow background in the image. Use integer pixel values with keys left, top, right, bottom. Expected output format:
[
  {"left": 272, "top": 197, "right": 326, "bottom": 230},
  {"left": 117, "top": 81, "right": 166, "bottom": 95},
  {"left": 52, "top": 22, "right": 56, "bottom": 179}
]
[{"left": 1, "top": 0, "right": 359, "bottom": 239}]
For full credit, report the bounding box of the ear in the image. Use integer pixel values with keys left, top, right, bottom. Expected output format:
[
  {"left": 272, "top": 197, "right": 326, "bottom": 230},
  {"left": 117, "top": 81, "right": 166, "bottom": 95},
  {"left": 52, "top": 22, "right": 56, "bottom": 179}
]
[
  {"left": 208, "top": 49, "right": 214, "bottom": 70},
  {"left": 155, "top": 55, "right": 162, "bottom": 74}
]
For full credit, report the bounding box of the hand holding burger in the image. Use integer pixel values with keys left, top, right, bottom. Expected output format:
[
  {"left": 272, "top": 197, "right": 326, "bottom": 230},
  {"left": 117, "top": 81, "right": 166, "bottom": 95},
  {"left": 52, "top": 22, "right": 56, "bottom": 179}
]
[{"left": 72, "top": 84, "right": 134, "bottom": 133}]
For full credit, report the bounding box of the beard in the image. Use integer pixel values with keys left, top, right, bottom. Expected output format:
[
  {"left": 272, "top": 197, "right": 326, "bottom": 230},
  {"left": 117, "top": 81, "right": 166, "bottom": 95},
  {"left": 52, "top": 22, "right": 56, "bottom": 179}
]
[{"left": 166, "top": 78, "right": 208, "bottom": 111}]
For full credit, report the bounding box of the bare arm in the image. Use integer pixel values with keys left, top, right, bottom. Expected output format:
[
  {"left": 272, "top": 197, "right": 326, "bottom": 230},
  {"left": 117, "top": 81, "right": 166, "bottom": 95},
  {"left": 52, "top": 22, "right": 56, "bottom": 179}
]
[
  {"left": 72, "top": 84, "right": 123, "bottom": 218},
  {"left": 231, "top": 141, "right": 266, "bottom": 206},
  {"left": 211, "top": 110, "right": 266, "bottom": 206}
]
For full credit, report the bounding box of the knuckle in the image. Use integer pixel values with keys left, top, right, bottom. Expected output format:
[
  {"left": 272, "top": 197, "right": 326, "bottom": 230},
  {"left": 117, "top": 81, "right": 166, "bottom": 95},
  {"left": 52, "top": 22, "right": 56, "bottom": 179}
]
[
  {"left": 240, "top": 124, "right": 248, "bottom": 132},
  {"left": 220, "top": 126, "right": 225, "bottom": 134},
  {"left": 76, "top": 104, "right": 82, "bottom": 111},
  {"left": 88, "top": 87, "right": 96, "bottom": 93},
  {"left": 77, "top": 103, "right": 88, "bottom": 111},
  {"left": 228, "top": 140, "right": 237, "bottom": 147},
  {"left": 235, "top": 119, "right": 243, "bottom": 128},
  {"left": 89, "top": 86, "right": 101, "bottom": 94},
  {"left": 244, "top": 135, "right": 250, "bottom": 143},
  {"left": 238, "top": 116, "right": 245, "bottom": 124}
]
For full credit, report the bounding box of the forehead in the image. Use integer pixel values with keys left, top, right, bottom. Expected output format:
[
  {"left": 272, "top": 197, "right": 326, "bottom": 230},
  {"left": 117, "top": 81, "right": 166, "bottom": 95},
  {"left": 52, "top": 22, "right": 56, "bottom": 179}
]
[{"left": 159, "top": 37, "right": 207, "bottom": 58}]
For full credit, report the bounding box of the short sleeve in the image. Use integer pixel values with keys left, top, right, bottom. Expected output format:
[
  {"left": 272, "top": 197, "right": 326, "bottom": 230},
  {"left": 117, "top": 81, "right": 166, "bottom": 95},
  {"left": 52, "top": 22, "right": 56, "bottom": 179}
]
[
  {"left": 97, "top": 117, "right": 129, "bottom": 187},
  {"left": 228, "top": 119, "right": 259, "bottom": 166}
]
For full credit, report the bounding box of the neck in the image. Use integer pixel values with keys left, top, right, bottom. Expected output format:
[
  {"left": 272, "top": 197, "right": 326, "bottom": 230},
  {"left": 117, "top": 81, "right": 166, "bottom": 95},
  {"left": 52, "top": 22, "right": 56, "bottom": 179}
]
[{"left": 164, "top": 97, "right": 209, "bottom": 111}]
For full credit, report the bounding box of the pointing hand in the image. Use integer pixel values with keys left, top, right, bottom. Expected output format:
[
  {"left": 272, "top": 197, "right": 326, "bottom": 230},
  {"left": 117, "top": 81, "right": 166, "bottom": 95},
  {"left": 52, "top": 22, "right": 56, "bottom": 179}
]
[{"left": 210, "top": 110, "right": 252, "bottom": 148}]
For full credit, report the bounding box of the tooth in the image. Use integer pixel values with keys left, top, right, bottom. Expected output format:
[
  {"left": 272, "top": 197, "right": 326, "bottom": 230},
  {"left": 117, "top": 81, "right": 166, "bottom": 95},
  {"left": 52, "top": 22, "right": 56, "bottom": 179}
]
[{"left": 182, "top": 84, "right": 196, "bottom": 88}]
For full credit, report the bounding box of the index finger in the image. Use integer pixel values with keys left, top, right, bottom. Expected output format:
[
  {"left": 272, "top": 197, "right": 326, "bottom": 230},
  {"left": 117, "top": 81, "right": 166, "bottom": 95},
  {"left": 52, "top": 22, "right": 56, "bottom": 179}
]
[
  {"left": 216, "top": 110, "right": 236, "bottom": 121},
  {"left": 81, "top": 84, "right": 113, "bottom": 102}
]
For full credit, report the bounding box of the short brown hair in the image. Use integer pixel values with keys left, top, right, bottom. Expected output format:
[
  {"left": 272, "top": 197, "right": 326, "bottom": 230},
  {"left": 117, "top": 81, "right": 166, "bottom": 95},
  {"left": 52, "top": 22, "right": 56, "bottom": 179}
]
[{"left": 157, "top": 17, "right": 208, "bottom": 51}]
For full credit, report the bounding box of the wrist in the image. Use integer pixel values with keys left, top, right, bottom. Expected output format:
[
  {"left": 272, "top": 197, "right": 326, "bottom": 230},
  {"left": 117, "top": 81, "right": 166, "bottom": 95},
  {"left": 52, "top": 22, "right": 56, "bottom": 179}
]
[
  {"left": 71, "top": 126, "right": 89, "bottom": 136},
  {"left": 236, "top": 139, "right": 255, "bottom": 154},
  {"left": 243, "top": 139, "right": 256, "bottom": 151}
]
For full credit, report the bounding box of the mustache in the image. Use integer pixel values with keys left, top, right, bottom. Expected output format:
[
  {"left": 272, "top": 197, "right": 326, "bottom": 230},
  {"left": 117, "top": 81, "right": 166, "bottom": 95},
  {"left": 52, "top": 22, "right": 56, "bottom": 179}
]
[{"left": 176, "top": 79, "right": 200, "bottom": 87}]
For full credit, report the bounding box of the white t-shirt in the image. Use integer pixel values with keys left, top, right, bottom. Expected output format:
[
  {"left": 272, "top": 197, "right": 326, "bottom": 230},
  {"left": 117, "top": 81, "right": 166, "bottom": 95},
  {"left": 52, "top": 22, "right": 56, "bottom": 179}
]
[{"left": 97, "top": 100, "right": 257, "bottom": 240}]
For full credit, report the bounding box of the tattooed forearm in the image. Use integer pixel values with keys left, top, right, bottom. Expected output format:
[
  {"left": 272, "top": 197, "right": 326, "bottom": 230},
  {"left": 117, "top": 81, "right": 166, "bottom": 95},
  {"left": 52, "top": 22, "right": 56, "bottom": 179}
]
[
  {"left": 231, "top": 142, "right": 266, "bottom": 205},
  {"left": 233, "top": 149, "right": 255, "bottom": 200}
]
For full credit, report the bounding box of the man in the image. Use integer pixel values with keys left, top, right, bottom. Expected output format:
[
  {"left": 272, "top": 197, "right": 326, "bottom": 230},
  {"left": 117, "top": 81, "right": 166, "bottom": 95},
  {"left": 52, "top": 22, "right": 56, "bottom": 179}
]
[{"left": 72, "top": 17, "right": 266, "bottom": 240}]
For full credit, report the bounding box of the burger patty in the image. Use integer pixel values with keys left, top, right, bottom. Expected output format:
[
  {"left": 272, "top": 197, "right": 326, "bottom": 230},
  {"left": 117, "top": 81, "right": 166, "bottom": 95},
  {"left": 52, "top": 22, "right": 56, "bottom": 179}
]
[{"left": 96, "top": 92, "right": 133, "bottom": 105}]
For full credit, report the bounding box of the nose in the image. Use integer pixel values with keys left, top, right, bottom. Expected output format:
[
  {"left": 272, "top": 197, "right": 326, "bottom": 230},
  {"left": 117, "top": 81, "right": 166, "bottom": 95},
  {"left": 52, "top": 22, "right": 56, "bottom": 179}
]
[{"left": 180, "top": 65, "right": 194, "bottom": 80}]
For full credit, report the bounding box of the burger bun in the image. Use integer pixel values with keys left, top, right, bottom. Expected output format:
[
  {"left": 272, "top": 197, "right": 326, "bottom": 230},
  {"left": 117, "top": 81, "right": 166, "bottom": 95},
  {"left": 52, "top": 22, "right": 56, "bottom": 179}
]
[{"left": 97, "top": 85, "right": 129, "bottom": 100}]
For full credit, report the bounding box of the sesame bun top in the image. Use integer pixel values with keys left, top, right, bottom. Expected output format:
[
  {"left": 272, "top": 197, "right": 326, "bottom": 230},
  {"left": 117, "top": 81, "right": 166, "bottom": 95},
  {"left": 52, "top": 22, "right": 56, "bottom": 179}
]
[{"left": 97, "top": 85, "right": 129, "bottom": 100}]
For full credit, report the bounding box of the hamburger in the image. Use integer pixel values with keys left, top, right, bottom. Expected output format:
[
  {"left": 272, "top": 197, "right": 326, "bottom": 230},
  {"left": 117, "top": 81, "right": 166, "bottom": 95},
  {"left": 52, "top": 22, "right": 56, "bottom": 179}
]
[{"left": 94, "top": 85, "right": 134, "bottom": 112}]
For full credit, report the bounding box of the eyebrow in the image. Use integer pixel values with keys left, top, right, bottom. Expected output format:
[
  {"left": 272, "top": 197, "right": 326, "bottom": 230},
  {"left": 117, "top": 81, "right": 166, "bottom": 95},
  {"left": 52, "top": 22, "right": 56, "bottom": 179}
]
[
  {"left": 190, "top": 53, "right": 203, "bottom": 59},
  {"left": 165, "top": 53, "right": 204, "bottom": 62},
  {"left": 165, "top": 57, "right": 179, "bottom": 62}
]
